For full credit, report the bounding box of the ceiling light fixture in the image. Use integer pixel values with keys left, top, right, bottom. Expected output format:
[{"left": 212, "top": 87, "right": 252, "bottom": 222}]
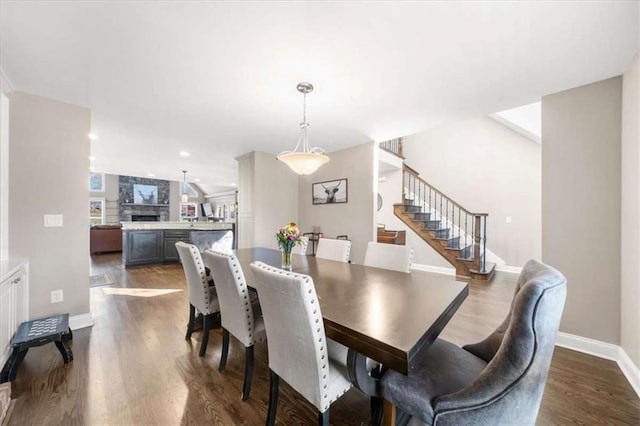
[
  {"left": 277, "top": 82, "right": 330, "bottom": 175},
  {"left": 179, "top": 151, "right": 190, "bottom": 157},
  {"left": 88, "top": 133, "right": 99, "bottom": 140},
  {"left": 181, "top": 170, "right": 189, "bottom": 203},
  {"left": 147, "top": 173, "right": 155, "bottom": 177}
]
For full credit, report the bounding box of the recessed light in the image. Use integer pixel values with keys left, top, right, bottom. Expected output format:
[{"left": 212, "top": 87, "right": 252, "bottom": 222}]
[
  {"left": 88, "top": 133, "right": 99, "bottom": 140},
  {"left": 147, "top": 173, "right": 155, "bottom": 177},
  {"left": 179, "top": 151, "right": 190, "bottom": 157},
  {"left": 194, "top": 178, "right": 200, "bottom": 182},
  {"left": 231, "top": 183, "right": 237, "bottom": 186},
  {"left": 88, "top": 156, "right": 96, "bottom": 161},
  {"left": 89, "top": 166, "right": 95, "bottom": 171}
]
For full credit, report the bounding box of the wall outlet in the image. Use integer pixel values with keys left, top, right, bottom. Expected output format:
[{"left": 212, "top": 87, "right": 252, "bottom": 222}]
[{"left": 51, "top": 289, "right": 63, "bottom": 304}]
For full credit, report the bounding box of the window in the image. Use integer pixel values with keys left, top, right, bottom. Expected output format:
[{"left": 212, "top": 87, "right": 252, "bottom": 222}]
[
  {"left": 90, "top": 198, "right": 105, "bottom": 225},
  {"left": 180, "top": 202, "right": 197, "bottom": 219},
  {"left": 181, "top": 182, "right": 198, "bottom": 198},
  {"left": 89, "top": 172, "right": 105, "bottom": 192}
]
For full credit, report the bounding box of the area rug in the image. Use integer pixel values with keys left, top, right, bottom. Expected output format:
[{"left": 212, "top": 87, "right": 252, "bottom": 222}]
[{"left": 89, "top": 272, "right": 115, "bottom": 287}]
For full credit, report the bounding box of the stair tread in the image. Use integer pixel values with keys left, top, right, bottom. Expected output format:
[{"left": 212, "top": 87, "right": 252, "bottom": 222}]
[
  {"left": 469, "top": 262, "right": 496, "bottom": 275},
  {"left": 394, "top": 200, "right": 493, "bottom": 281}
]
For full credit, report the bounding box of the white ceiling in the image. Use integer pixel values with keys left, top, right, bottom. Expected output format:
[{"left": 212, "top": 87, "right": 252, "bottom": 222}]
[
  {"left": 1, "top": 2, "right": 638, "bottom": 194},
  {"left": 492, "top": 102, "right": 541, "bottom": 144}
]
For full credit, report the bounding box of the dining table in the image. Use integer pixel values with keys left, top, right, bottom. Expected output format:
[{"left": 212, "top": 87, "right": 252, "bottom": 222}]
[{"left": 236, "top": 247, "right": 469, "bottom": 425}]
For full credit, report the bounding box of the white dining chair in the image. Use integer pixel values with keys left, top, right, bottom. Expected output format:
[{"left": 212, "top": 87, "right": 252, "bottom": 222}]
[
  {"left": 176, "top": 242, "right": 220, "bottom": 357},
  {"left": 202, "top": 250, "right": 265, "bottom": 400},
  {"left": 249, "top": 261, "right": 352, "bottom": 426},
  {"left": 315, "top": 238, "right": 351, "bottom": 263},
  {"left": 210, "top": 230, "right": 234, "bottom": 253},
  {"left": 293, "top": 235, "right": 309, "bottom": 256},
  {"left": 363, "top": 242, "right": 414, "bottom": 273}
]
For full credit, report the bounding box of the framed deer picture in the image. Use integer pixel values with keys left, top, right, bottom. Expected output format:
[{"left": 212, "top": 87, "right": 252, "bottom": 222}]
[{"left": 312, "top": 178, "right": 348, "bottom": 205}]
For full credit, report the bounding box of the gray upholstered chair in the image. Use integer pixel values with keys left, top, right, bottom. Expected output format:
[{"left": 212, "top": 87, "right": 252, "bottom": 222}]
[
  {"left": 202, "top": 250, "right": 266, "bottom": 400},
  {"left": 315, "top": 237, "right": 351, "bottom": 263},
  {"left": 363, "top": 241, "right": 414, "bottom": 273},
  {"left": 378, "top": 259, "right": 567, "bottom": 425},
  {"left": 176, "top": 242, "right": 220, "bottom": 357},
  {"left": 249, "top": 261, "right": 352, "bottom": 426}
]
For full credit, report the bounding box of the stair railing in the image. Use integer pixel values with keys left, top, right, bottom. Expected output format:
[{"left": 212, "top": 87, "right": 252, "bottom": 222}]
[
  {"left": 379, "top": 138, "right": 403, "bottom": 158},
  {"left": 402, "top": 165, "right": 488, "bottom": 273}
]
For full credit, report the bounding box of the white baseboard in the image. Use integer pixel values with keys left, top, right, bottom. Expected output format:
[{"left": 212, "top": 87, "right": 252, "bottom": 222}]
[
  {"left": 412, "top": 263, "right": 523, "bottom": 276},
  {"left": 618, "top": 347, "right": 640, "bottom": 397},
  {"left": 556, "top": 331, "right": 640, "bottom": 397},
  {"left": 495, "top": 265, "right": 522, "bottom": 274},
  {"left": 69, "top": 313, "right": 94, "bottom": 330},
  {"left": 411, "top": 263, "right": 455, "bottom": 276},
  {"left": 555, "top": 331, "right": 620, "bottom": 361}
]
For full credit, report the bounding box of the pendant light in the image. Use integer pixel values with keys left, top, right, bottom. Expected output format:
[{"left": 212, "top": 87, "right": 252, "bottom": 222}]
[
  {"left": 181, "top": 170, "right": 189, "bottom": 203},
  {"left": 277, "top": 82, "right": 330, "bottom": 175}
]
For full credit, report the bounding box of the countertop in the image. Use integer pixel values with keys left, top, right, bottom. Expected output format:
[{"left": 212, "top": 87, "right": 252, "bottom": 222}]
[{"left": 121, "top": 221, "right": 234, "bottom": 231}]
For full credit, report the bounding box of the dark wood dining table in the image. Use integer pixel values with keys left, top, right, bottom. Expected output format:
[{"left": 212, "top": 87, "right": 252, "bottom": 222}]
[{"left": 236, "top": 247, "right": 469, "bottom": 424}]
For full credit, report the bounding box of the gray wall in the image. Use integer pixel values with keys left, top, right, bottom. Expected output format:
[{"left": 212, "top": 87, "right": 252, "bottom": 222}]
[
  {"left": 542, "top": 77, "right": 622, "bottom": 344},
  {"left": 253, "top": 151, "right": 299, "bottom": 249},
  {"left": 401, "top": 117, "right": 541, "bottom": 268},
  {"left": 8, "top": 92, "right": 91, "bottom": 319},
  {"left": 169, "top": 180, "right": 206, "bottom": 221},
  {"left": 236, "top": 151, "right": 299, "bottom": 249},
  {"left": 298, "top": 143, "right": 375, "bottom": 264},
  {"left": 0, "top": 93, "right": 8, "bottom": 261},
  {"left": 621, "top": 52, "right": 640, "bottom": 368}
]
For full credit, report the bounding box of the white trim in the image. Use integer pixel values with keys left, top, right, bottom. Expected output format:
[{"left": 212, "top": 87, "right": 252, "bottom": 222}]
[
  {"left": 555, "top": 331, "right": 640, "bottom": 397},
  {"left": 555, "top": 331, "right": 619, "bottom": 360},
  {"left": 205, "top": 190, "right": 237, "bottom": 198},
  {"left": 495, "top": 265, "right": 522, "bottom": 274},
  {"left": 69, "top": 313, "right": 94, "bottom": 330},
  {"left": 618, "top": 347, "right": 640, "bottom": 397},
  {"left": 0, "top": 68, "right": 13, "bottom": 95},
  {"left": 411, "top": 263, "right": 456, "bottom": 276}
]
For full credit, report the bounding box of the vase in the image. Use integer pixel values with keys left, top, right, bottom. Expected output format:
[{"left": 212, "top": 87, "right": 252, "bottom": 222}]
[{"left": 281, "top": 246, "right": 292, "bottom": 270}]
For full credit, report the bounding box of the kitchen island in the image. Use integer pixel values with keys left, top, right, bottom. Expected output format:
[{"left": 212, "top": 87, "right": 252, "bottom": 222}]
[{"left": 121, "top": 221, "right": 235, "bottom": 267}]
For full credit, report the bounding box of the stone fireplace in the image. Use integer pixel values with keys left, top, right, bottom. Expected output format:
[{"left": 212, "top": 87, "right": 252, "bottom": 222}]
[{"left": 119, "top": 175, "right": 171, "bottom": 221}]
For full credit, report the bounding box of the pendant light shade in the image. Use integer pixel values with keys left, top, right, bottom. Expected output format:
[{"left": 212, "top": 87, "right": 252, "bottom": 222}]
[
  {"left": 181, "top": 170, "right": 189, "bottom": 203},
  {"left": 277, "top": 82, "right": 330, "bottom": 175}
]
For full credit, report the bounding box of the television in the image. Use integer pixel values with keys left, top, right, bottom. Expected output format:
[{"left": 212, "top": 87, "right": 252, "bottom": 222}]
[{"left": 201, "top": 202, "right": 213, "bottom": 217}]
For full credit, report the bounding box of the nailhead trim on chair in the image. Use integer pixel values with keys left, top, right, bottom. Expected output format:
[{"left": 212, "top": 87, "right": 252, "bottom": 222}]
[
  {"left": 207, "top": 250, "right": 265, "bottom": 345},
  {"left": 252, "top": 261, "right": 339, "bottom": 411},
  {"left": 189, "top": 245, "right": 210, "bottom": 305}
]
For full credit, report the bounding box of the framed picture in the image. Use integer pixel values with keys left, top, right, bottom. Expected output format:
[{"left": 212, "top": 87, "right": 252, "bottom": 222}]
[
  {"left": 133, "top": 184, "right": 158, "bottom": 204},
  {"left": 181, "top": 202, "right": 198, "bottom": 219},
  {"left": 89, "top": 198, "right": 105, "bottom": 225},
  {"left": 89, "top": 172, "right": 105, "bottom": 192},
  {"left": 312, "top": 178, "right": 348, "bottom": 205}
]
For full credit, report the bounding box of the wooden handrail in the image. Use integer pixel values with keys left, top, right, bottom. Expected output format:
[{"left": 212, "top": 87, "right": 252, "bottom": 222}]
[{"left": 403, "top": 165, "right": 487, "bottom": 216}]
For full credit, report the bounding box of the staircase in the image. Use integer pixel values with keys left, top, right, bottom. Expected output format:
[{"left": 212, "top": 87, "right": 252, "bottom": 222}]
[{"left": 393, "top": 163, "right": 495, "bottom": 280}]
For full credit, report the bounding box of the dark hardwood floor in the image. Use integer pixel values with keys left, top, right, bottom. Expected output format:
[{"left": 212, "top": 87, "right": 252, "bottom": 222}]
[{"left": 5, "top": 253, "right": 640, "bottom": 425}]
